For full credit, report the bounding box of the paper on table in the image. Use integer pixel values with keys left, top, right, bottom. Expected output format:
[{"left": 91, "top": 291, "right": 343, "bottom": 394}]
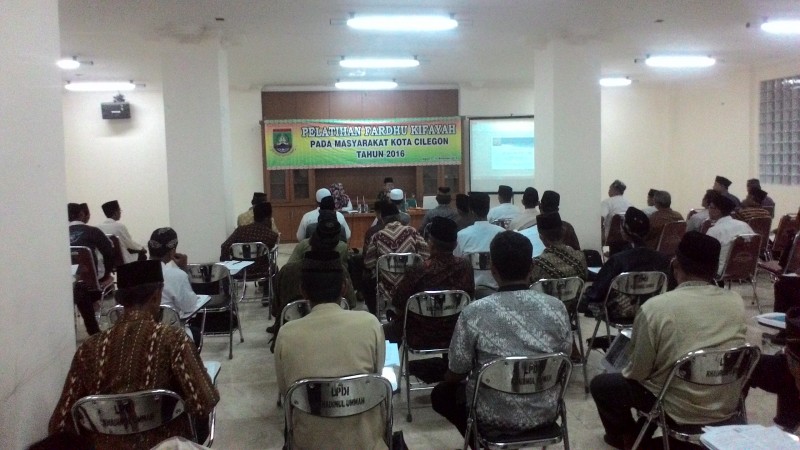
[
  {"left": 756, "top": 312, "right": 787, "bottom": 330},
  {"left": 700, "top": 424, "right": 800, "bottom": 450},
  {"left": 385, "top": 341, "right": 400, "bottom": 367}
]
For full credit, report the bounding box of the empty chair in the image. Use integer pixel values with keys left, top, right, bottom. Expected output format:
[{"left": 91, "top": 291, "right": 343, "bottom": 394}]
[
  {"left": 105, "top": 234, "right": 127, "bottom": 269},
  {"left": 531, "top": 277, "right": 588, "bottom": 391},
  {"left": 375, "top": 253, "right": 424, "bottom": 320},
  {"left": 284, "top": 374, "right": 394, "bottom": 450},
  {"left": 463, "top": 354, "right": 573, "bottom": 450},
  {"left": 759, "top": 232, "right": 800, "bottom": 283},
  {"left": 401, "top": 290, "right": 471, "bottom": 422},
  {"left": 768, "top": 214, "right": 798, "bottom": 261},
  {"left": 655, "top": 221, "right": 687, "bottom": 258},
  {"left": 229, "top": 241, "right": 271, "bottom": 303},
  {"left": 71, "top": 388, "right": 217, "bottom": 447},
  {"left": 716, "top": 234, "right": 762, "bottom": 312},
  {"left": 631, "top": 345, "right": 761, "bottom": 450},
  {"left": 745, "top": 216, "right": 772, "bottom": 260},
  {"left": 187, "top": 263, "right": 242, "bottom": 359}
]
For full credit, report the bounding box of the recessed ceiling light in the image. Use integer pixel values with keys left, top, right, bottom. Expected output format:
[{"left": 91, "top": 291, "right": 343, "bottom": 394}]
[
  {"left": 335, "top": 80, "right": 398, "bottom": 90},
  {"left": 57, "top": 58, "right": 80, "bottom": 70},
  {"left": 64, "top": 81, "right": 136, "bottom": 92},
  {"left": 599, "top": 77, "right": 632, "bottom": 87},
  {"left": 645, "top": 55, "right": 716, "bottom": 68},
  {"left": 340, "top": 58, "right": 420, "bottom": 69},
  {"left": 761, "top": 20, "right": 800, "bottom": 35},
  {"left": 346, "top": 15, "right": 457, "bottom": 32}
]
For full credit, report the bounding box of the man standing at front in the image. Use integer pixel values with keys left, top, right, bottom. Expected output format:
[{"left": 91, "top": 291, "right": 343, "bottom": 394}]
[
  {"left": 275, "top": 250, "right": 386, "bottom": 449},
  {"left": 590, "top": 232, "right": 746, "bottom": 449},
  {"left": 431, "top": 231, "right": 571, "bottom": 438}
]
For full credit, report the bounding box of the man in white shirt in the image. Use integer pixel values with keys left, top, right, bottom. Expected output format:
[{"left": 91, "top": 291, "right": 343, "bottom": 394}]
[
  {"left": 601, "top": 179, "right": 632, "bottom": 241},
  {"left": 295, "top": 188, "right": 351, "bottom": 242},
  {"left": 455, "top": 192, "right": 505, "bottom": 298},
  {"left": 487, "top": 185, "right": 520, "bottom": 224},
  {"left": 706, "top": 192, "right": 754, "bottom": 276},
  {"left": 148, "top": 226, "right": 200, "bottom": 347},
  {"left": 507, "top": 187, "right": 539, "bottom": 231},
  {"left": 641, "top": 189, "right": 658, "bottom": 217},
  {"left": 686, "top": 189, "right": 715, "bottom": 232},
  {"left": 97, "top": 200, "right": 146, "bottom": 263}
]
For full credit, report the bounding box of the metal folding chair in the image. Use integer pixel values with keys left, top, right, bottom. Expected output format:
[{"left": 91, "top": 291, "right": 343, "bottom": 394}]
[
  {"left": 768, "top": 214, "right": 798, "bottom": 261},
  {"left": 604, "top": 213, "right": 626, "bottom": 255},
  {"left": 108, "top": 304, "right": 181, "bottom": 328},
  {"left": 229, "top": 242, "right": 271, "bottom": 304},
  {"left": 187, "top": 263, "right": 242, "bottom": 359},
  {"left": 464, "top": 354, "right": 573, "bottom": 450},
  {"left": 745, "top": 216, "right": 772, "bottom": 261},
  {"left": 70, "top": 245, "right": 115, "bottom": 298},
  {"left": 375, "top": 253, "right": 423, "bottom": 320},
  {"left": 631, "top": 345, "right": 761, "bottom": 450},
  {"left": 531, "top": 277, "right": 588, "bottom": 391},
  {"left": 105, "top": 234, "right": 127, "bottom": 269},
  {"left": 465, "top": 251, "right": 498, "bottom": 299},
  {"left": 716, "top": 234, "right": 762, "bottom": 312},
  {"left": 655, "top": 221, "right": 687, "bottom": 258},
  {"left": 284, "top": 374, "right": 394, "bottom": 450},
  {"left": 400, "top": 290, "right": 471, "bottom": 422}
]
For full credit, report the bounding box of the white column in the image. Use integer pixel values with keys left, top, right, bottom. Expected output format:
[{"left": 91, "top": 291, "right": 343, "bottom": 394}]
[
  {"left": 0, "top": 0, "right": 76, "bottom": 447},
  {"left": 162, "top": 40, "right": 234, "bottom": 262},
  {"left": 535, "top": 40, "right": 602, "bottom": 250}
]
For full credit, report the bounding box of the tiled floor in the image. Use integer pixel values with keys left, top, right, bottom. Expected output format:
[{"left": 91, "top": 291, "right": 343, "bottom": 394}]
[{"left": 77, "top": 244, "right": 789, "bottom": 449}]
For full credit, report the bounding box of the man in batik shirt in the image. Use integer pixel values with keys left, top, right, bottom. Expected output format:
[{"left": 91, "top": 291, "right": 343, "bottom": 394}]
[
  {"left": 220, "top": 202, "right": 279, "bottom": 280},
  {"left": 385, "top": 217, "right": 474, "bottom": 343},
  {"left": 49, "top": 260, "right": 219, "bottom": 450},
  {"left": 530, "top": 213, "right": 587, "bottom": 283},
  {"left": 431, "top": 231, "right": 571, "bottom": 437}
]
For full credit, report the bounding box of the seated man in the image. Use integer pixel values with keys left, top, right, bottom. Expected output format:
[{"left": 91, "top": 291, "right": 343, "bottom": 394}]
[
  {"left": 384, "top": 217, "right": 474, "bottom": 343},
  {"left": 364, "top": 202, "right": 429, "bottom": 313},
  {"left": 296, "top": 188, "right": 351, "bottom": 242},
  {"left": 746, "top": 178, "right": 775, "bottom": 215},
  {"left": 275, "top": 251, "right": 386, "bottom": 450},
  {"left": 581, "top": 207, "right": 670, "bottom": 317},
  {"left": 97, "top": 200, "right": 146, "bottom": 263},
  {"left": 237, "top": 191, "right": 280, "bottom": 233},
  {"left": 706, "top": 192, "right": 754, "bottom": 276},
  {"left": 148, "top": 227, "right": 201, "bottom": 347},
  {"left": 644, "top": 190, "right": 684, "bottom": 250},
  {"left": 712, "top": 175, "right": 741, "bottom": 209},
  {"left": 591, "top": 232, "right": 746, "bottom": 449},
  {"left": 431, "top": 231, "right": 571, "bottom": 437},
  {"left": 734, "top": 188, "right": 771, "bottom": 222},
  {"left": 601, "top": 179, "right": 632, "bottom": 252},
  {"left": 641, "top": 188, "right": 658, "bottom": 216},
  {"left": 539, "top": 190, "right": 580, "bottom": 250},
  {"left": 487, "top": 184, "right": 520, "bottom": 223},
  {"left": 454, "top": 193, "right": 474, "bottom": 231},
  {"left": 220, "top": 201, "right": 279, "bottom": 282},
  {"left": 49, "top": 260, "right": 219, "bottom": 449},
  {"left": 686, "top": 189, "right": 715, "bottom": 232},
  {"left": 507, "top": 187, "right": 539, "bottom": 231},
  {"left": 454, "top": 192, "right": 506, "bottom": 298},
  {"left": 419, "top": 186, "right": 458, "bottom": 237},
  {"left": 530, "top": 213, "right": 587, "bottom": 283},
  {"left": 371, "top": 188, "right": 411, "bottom": 227},
  {"left": 69, "top": 202, "right": 115, "bottom": 335}
]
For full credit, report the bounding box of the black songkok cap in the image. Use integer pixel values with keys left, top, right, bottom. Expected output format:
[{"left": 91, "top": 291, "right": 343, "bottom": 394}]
[
  {"left": 253, "top": 202, "right": 272, "bottom": 221},
  {"left": 522, "top": 187, "right": 539, "bottom": 207},
  {"left": 319, "top": 196, "right": 335, "bottom": 211},
  {"left": 380, "top": 202, "right": 400, "bottom": 217},
  {"left": 148, "top": 227, "right": 179, "bottom": 251},
  {"left": 675, "top": 231, "right": 721, "bottom": 277},
  {"left": 468, "top": 192, "right": 490, "bottom": 212},
  {"left": 101, "top": 200, "right": 120, "bottom": 217},
  {"left": 711, "top": 192, "right": 736, "bottom": 214},
  {"left": 715, "top": 175, "right": 732, "bottom": 188},
  {"left": 623, "top": 207, "right": 650, "bottom": 237},
  {"left": 540, "top": 191, "right": 560, "bottom": 213},
  {"left": 498, "top": 185, "right": 513, "bottom": 197},
  {"left": 68, "top": 203, "right": 82, "bottom": 219},
  {"left": 116, "top": 260, "right": 163, "bottom": 289},
  {"left": 429, "top": 217, "right": 458, "bottom": 243},
  {"left": 436, "top": 186, "right": 452, "bottom": 204},
  {"left": 311, "top": 210, "right": 341, "bottom": 250},
  {"left": 251, "top": 192, "right": 267, "bottom": 205},
  {"left": 383, "top": 177, "right": 394, "bottom": 184},
  {"left": 536, "top": 212, "right": 562, "bottom": 231}
]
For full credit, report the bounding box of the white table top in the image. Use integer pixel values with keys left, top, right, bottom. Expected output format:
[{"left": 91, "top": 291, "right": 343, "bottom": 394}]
[
  {"left": 204, "top": 361, "right": 221, "bottom": 385},
  {"left": 383, "top": 341, "right": 400, "bottom": 392},
  {"left": 180, "top": 294, "right": 212, "bottom": 320},
  {"left": 220, "top": 260, "right": 254, "bottom": 276},
  {"left": 756, "top": 312, "right": 786, "bottom": 330}
]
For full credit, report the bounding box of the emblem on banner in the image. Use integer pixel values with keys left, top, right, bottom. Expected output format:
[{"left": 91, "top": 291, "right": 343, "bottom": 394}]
[{"left": 273, "top": 129, "right": 293, "bottom": 154}]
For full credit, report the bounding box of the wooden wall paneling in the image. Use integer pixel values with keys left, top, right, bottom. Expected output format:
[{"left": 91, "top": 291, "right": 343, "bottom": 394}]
[
  {"left": 330, "top": 91, "right": 364, "bottom": 118},
  {"left": 262, "top": 92, "right": 297, "bottom": 120},
  {"left": 394, "top": 90, "right": 428, "bottom": 118},
  {"left": 296, "top": 92, "right": 331, "bottom": 119},
  {"left": 426, "top": 90, "right": 459, "bottom": 116},
  {"left": 362, "top": 91, "right": 397, "bottom": 118}
]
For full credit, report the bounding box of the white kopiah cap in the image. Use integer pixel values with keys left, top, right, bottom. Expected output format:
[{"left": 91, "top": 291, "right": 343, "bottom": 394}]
[
  {"left": 315, "top": 188, "right": 332, "bottom": 202},
  {"left": 389, "top": 188, "right": 404, "bottom": 201}
]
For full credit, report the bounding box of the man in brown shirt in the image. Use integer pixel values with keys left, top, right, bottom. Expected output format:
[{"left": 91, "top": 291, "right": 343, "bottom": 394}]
[
  {"left": 645, "top": 190, "right": 684, "bottom": 250},
  {"left": 530, "top": 213, "right": 587, "bottom": 283},
  {"left": 539, "top": 190, "right": 581, "bottom": 250},
  {"left": 49, "top": 260, "right": 219, "bottom": 449},
  {"left": 220, "top": 201, "right": 279, "bottom": 279}
]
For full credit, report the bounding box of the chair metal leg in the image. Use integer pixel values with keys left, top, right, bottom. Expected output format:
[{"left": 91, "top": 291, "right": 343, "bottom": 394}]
[
  {"left": 404, "top": 345, "right": 412, "bottom": 422},
  {"left": 752, "top": 279, "right": 762, "bottom": 313},
  {"left": 574, "top": 316, "right": 589, "bottom": 394},
  {"left": 561, "top": 404, "right": 570, "bottom": 450}
]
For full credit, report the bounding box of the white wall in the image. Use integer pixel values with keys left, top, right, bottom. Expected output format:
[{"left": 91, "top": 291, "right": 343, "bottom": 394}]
[
  {"left": 0, "top": 1, "right": 75, "bottom": 448},
  {"left": 229, "top": 89, "right": 267, "bottom": 229},
  {"left": 63, "top": 90, "right": 169, "bottom": 243}
]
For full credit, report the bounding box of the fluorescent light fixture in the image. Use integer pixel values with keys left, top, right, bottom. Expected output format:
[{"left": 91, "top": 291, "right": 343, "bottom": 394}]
[
  {"left": 645, "top": 55, "right": 716, "bottom": 68},
  {"left": 761, "top": 20, "right": 800, "bottom": 35},
  {"left": 335, "top": 80, "right": 398, "bottom": 90},
  {"left": 346, "top": 15, "right": 457, "bottom": 31},
  {"left": 599, "top": 77, "right": 632, "bottom": 87},
  {"left": 64, "top": 81, "right": 136, "bottom": 92},
  {"left": 57, "top": 58, "right": 80, "bottom": 70},
  {"left": 340, "top": 58, "right": 420, "bottom": 69}
]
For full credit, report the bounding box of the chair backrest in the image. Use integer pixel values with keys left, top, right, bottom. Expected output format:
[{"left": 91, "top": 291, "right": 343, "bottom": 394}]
[
  {"left": 108, "top": 304, "right": 182, "bottom": 328},
  {"left": 490, "top": 219, "right": 511, "bottom": 229},
  {"left": 531, "top": 277, "right": 585, "bottom": 308},
  {"left": 466, "top": 252, "right": 492, "bottom": 270},
  {"left": 687, "top": 208, "right": 704, "bottom": 220},
  {"left": 405, "top": 290, "right": 471, "bottom": 318},
  {"left": 772, "top": 214, "right": 799, "bottom": 258},
  {"left": 474, "top": 354, "right": 572, "bottom": 397},
  {"left": 105, "top": 234, "right": 127, "bottom": 268},
  {"left": 582, "top": 249, "right": 603, "bottom": 268},
  {"left": 603, "top": 271, "right": 668, "bottom": 319},
  {"left": 284, "top": 374, "right": 393, "bottom": 449},
  {"left": 656, "top": 220, "right": 687, "bottom": 257},
  {"left": 229, "top": 242, "right": 269, "bottom": 261},
  {"left": 719, "top": 234, "right": 761, "bottom": 280},
  {"left": 605, "top": 213, "right": 625, "bottom": 246},
  {"left": 700, "top": 219, "right": 714, "bottom": 234},
  {"left": 745, "top": 216, "right": 772, "bottom": 257},
  {"left": 403, "top": 290, "right": 471, "bottom": 350},
  {"left": 655, "top": 345, "right": 761, "bottom": 405},
  {"left": 186, "top": 263, "right": 231, "bottom": 308},
  {"left": 70, "top": 246, "right": 101, "bottom": 291},
  {"left": 71, "top": 389, "right": 193, "bottom": 438},
  {"left": 280, "top": 298, "right": 349, "bottom": 326},
  {"left": 376, "top": 252, "right": 423, "bottom": 275},
  {"left": 785, "top": 233, "right": 800, "bottom": 274}
]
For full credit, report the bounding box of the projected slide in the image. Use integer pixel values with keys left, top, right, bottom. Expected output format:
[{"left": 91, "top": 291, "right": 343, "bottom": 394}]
[{"left": 469, "top": 117, "right": 535, "bottom": 192}]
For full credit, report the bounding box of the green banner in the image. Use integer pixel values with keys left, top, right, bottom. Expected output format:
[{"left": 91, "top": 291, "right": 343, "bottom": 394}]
[{"left": 264, "top": 117, "right": 462, "bottom": 170}]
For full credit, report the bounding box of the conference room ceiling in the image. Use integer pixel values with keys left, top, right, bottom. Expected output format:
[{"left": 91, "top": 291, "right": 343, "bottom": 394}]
[{"left": 58, "top": 0, "right": 800, "bottom": 91}]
